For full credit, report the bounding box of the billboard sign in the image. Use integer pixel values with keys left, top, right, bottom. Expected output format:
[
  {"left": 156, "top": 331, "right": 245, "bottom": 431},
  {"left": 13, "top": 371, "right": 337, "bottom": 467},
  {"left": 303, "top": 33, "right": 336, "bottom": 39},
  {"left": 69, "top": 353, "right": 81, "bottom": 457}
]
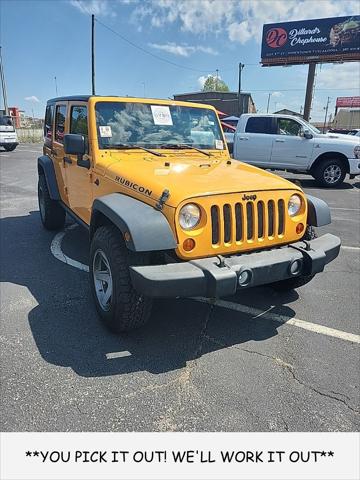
[
  {"left": 336, "top": 96, "right": 360, "bottom": 108},
  {"left": 261, "top": 15, "right": 360, "bottom": 65}
]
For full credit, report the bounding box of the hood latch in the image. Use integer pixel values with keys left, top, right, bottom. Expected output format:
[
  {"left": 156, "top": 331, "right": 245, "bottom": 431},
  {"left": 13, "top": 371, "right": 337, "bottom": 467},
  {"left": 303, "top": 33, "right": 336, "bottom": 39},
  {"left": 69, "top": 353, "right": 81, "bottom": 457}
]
[{"left": 155, "top": 189, "right": 170, "bottom": 210}]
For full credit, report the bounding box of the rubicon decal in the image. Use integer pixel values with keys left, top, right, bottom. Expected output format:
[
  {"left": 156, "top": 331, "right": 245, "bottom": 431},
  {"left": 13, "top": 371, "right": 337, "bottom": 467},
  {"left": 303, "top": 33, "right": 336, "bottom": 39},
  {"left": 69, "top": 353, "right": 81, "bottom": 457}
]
[{"left": 115, "top": 176, "right": 152, "bottom": 197}]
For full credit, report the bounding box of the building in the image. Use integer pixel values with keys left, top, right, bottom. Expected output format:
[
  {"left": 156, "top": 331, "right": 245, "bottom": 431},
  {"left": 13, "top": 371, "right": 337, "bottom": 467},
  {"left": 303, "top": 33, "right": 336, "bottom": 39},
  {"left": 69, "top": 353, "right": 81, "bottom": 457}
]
[
  {"left": 273, "top": 108, "right": 303, "bottom": 117},
  {"left": 332, "top": 108, "right": 360, "bottom": 129},
  {"left": 173, "top": 91, "right": 256, "bottom": 116}
]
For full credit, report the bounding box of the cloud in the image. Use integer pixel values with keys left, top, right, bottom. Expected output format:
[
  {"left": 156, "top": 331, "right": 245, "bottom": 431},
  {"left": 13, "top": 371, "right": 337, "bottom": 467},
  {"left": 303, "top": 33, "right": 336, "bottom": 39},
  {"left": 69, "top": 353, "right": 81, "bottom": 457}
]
[
  {"left": 70, "top": 0, "right": 117, "bottom": 17},
  {"left": 316, "top": 63, "right": 360, "bottom": 90},
  {"left": 134, "top": 0, "right": 360, "bottom": 44},
  {"left": 149, "top": 42, "right": 218, "bottom": 57},
  {"left": 272, "top": 91, "right": 283, "bottom": 98},
  {"left": 24, "top": 96, "right": 40, "bottom": 103}
]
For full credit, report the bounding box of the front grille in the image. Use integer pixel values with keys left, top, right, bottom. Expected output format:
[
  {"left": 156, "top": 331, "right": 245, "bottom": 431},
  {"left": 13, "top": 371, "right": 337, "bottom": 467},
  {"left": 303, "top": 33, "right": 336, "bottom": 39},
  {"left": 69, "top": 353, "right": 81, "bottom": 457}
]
[{"left": 210, "top": 198, "right": 286, "bottom": 247}]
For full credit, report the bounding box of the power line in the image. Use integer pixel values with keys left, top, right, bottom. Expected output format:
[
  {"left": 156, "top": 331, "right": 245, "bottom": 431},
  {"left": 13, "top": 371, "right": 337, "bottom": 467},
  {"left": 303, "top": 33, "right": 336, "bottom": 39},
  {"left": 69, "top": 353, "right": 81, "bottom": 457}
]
[
  {"left": 96, "top": 18, "right": 220, "bottom": 73},
  {"left": 246, "top": 87, "right": 359, "bottom": 92}
]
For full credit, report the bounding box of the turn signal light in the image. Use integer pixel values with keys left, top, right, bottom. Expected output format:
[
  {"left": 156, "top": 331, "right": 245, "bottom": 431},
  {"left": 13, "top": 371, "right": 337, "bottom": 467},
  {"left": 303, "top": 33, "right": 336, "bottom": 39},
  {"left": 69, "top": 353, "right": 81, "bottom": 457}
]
[
  {"left": 183, "top": 238, "right": 195, "bottom": 251},
  {"left": 296, "top": 223, "right": 304, "bottom": 234}
]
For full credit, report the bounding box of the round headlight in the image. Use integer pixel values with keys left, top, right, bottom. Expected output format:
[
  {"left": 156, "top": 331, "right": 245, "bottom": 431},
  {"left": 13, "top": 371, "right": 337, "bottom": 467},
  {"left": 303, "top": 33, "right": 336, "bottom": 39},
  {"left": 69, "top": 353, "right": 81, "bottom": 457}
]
[
  {"left": 288, "top": 194, "right": 302, "bottom": 217},
  {"left": 179, "top": 203, "right": 201, "bottom": 230},
  {"left": 354, "top": 145, "right": 360, "bottom": 159}
]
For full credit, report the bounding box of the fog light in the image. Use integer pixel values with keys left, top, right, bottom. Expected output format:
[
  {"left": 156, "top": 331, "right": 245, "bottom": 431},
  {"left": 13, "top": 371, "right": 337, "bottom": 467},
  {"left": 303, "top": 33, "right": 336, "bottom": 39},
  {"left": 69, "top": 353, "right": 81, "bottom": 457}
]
[
  {"left": 183, "top": 238, "right": 195, "bottom": 251},
  {"left": 289, "top": 259, "right": 302, "bottom": 275},
  {"left": 296, "top": 223, "right": 304, "bottom": 234},
  {"left": 238, "top": 269, "right": 252, "bottom": 286}
]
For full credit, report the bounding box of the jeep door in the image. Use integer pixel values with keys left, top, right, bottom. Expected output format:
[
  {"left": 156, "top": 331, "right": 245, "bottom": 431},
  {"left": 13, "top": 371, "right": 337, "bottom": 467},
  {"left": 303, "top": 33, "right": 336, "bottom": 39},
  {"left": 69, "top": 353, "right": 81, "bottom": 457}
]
[
  {"left": 234, "top": 116, "right": 275, "bottom": 167},
  {"left": 65, "top": 102, "right": 93, "bottom": 224},
  {"left": 52, "top": 103, "right": 69, "bottom": 203},
  {"left": 270, "top": 117, "right": 314, "bottom": 170}
]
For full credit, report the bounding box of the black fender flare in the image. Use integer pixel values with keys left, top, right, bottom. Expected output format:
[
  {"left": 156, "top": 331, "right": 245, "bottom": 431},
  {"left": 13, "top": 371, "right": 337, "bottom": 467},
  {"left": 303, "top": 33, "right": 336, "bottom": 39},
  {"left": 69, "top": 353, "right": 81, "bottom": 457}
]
[
  {"left": 306, "top": 194, "right": 331, "bottom": 227},
  {"left": 91, "top": 193, "right": 178, "bottom": 252},
  {"left": 37, "top": 155, "right": 60, "bottom": 200}
]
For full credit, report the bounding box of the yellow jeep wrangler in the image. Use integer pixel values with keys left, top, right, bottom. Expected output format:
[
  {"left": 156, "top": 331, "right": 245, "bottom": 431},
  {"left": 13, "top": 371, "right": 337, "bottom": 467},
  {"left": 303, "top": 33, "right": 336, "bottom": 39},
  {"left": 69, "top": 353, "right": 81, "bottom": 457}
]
[{"left": 38, "top": 95, "right": 340, "bottom": 332}]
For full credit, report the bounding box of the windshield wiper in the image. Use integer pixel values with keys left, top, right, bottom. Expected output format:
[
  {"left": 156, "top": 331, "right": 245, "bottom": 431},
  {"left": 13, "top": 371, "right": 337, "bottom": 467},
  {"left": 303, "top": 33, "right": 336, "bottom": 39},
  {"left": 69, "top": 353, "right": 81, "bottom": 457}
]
[
  {"left": 159, "top": 143, "right": 212, "bottom": 157},
  {"left": 104, "top": 143, "right": 165, "bottom": 157}
]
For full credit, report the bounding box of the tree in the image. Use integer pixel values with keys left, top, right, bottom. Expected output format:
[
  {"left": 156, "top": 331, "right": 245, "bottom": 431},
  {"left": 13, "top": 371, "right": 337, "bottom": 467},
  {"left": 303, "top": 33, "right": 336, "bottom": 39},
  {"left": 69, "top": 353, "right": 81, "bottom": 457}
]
[{"left": 202, "top": 75, "right": 229, "bottom": 92}]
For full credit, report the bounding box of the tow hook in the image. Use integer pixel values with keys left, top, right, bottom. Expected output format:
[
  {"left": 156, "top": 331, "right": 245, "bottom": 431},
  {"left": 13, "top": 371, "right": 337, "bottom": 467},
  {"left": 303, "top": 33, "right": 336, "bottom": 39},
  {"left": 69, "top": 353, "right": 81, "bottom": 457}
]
[
  {"left": 155, "top": 189, "right": 170, "bottom": 210},
  {"left": 215, "top": 255, "right": 227, "bottom": 268}
]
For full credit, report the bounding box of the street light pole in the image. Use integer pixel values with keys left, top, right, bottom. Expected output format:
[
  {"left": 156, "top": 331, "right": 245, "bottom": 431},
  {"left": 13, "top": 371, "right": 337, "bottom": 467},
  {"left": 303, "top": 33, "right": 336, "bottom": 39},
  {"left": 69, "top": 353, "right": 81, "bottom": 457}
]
[
  {"left": 323, "top": 96, "right": 331, "bottom": 133},
  {"left": 237, "top": 62, "right": 244, "bottom": 116},
  {"left": 54, "top": 76, "right": 58, "bottom": 96},
  {"left": 266, "top": 93, "right": 271, "bottom": 114},
  {"left": 91, "top": 14, "right": 96, "bottom": 95},
  {"left": 0, "top": 46, "right": 9, "bottom": 115}
]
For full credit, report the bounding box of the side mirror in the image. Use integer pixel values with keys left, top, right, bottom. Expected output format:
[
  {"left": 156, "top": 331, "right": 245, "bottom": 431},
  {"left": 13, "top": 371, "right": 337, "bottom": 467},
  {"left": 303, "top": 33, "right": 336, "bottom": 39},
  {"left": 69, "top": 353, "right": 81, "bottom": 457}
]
[
  {"left": 303, "top": 129, "right": 313, "bottom": 139},
  {"left": 64, "top": 134, "right": 86, "bottom": 155},
  {"left": 64, "top": 134, "right": 90, "bottom": 169}
]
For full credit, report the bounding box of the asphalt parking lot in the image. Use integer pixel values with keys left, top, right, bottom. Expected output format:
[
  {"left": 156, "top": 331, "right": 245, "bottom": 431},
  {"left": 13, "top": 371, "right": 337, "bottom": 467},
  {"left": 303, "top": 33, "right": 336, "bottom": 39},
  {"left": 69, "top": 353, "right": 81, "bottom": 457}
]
[{"left": 1, "top": 143, "right": 359, "bottom": 432}]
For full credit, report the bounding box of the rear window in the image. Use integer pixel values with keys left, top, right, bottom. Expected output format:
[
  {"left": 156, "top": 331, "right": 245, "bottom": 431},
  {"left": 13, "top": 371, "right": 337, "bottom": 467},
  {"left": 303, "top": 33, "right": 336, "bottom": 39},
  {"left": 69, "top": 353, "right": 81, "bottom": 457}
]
[
  {"left": 44, "top": 105, "right": 54, "bottom": 139},
  {"left": 55, "top": 105, "right": 66, "bottom": 144},
  {"left": 245, "top": 117, "right": 274, "bottom": 134}
]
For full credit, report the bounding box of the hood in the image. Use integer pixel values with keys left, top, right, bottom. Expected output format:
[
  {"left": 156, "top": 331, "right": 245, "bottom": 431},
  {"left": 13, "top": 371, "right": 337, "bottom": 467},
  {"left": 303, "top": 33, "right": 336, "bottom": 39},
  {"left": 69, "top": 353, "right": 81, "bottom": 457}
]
[
  {"left": 323, "top": 133, "right": 360, "bottom": 143},
  {"left": 102, "top": 152, "right": 301, "bottom": 207}
]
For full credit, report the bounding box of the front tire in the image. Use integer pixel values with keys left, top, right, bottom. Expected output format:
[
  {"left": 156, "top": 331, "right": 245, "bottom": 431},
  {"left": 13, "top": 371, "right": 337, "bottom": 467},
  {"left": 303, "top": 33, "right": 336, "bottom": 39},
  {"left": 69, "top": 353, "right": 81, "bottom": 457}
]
[
  {"left": 38, "top": 175, "right": 65, "bottom": 230},
  {"left": 90, "top": 226, "right": 153, "bottom": 333},
  {"left": 4, "top": 144, "right": 17, "bottom": 152},
  {"left": 313, "top": 158, "right": 346, "bottom": 187},
  {"left": 270, "top": 226, "right": 317, "bottom": 291}
]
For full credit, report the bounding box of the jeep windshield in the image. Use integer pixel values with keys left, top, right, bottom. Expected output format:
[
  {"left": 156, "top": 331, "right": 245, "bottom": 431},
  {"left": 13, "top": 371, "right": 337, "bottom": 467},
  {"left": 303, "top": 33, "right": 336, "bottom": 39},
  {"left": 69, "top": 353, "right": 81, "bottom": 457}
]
[{"left": 95, "top": 102, "right": 224, "bottom": 151}]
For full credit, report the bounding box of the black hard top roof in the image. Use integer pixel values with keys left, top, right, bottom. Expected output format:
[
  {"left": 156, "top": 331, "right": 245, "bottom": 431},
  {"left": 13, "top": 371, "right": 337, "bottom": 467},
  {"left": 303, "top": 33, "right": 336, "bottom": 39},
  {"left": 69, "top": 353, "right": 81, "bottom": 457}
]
[{"left": 47, "top": 95, "right": 91, "bottom": 104}]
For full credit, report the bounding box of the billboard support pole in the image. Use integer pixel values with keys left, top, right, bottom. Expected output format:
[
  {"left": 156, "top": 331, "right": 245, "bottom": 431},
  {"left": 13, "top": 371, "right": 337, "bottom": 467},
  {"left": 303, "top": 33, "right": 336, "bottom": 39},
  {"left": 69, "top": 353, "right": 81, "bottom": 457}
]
[{"left": 303, "top": 62, "right": 316, "bottom": 121}]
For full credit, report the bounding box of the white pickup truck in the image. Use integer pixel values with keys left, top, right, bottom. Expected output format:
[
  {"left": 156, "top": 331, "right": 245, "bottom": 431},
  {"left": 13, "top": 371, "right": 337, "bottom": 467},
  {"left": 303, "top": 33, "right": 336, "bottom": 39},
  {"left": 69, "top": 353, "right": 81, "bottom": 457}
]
[
  {"left": 0, "top": 115, "right": 18, "bottom": 151},
  {"left": 232, "top": 114, "right": 360, "bottom": 187}
]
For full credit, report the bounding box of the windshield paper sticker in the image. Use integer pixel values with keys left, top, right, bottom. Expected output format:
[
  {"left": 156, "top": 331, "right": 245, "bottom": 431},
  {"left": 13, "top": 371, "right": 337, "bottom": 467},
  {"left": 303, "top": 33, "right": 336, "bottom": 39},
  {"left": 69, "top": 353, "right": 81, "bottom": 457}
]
[
  {"left": 151, "top": 106, "right": 173, "bottom": 126},
  {"left": 215, "top": 139, "right": 223, "bottom": 150},
  {"left": 99, "top": 126, "right": 112, "bottom": 137}
]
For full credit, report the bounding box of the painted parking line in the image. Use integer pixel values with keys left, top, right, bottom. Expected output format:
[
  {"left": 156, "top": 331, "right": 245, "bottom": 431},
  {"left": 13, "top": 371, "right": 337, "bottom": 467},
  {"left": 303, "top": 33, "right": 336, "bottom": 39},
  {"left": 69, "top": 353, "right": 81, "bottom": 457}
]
[
  {"left": 341, "top": 245, "right": 360, "bottom": 251},
  {"left": 50, "top": 225, "right": 89, "bottom": 272},
  {"left": 195, "top": 298, "right": 360, "bottom": 344},
  {"left": 330, "top": 207, "right": 359, "bottom": 211},
  {"left": 50, "top": 225, "right": 360, "bottom": 344}
]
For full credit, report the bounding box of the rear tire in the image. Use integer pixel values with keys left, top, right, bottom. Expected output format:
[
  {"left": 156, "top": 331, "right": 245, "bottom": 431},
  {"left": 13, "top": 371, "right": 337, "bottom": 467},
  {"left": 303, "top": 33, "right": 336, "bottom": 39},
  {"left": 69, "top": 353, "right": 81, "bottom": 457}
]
[
  {"left": 90, "top": 226, "right": 153, "bottom": 333},
  {"left": 313, "top": 158, "right": 346, "bottom": 187},
  {"left": 270, "top": 226, "right": 317, "bottom": 291},
  {"left": 38, "top": 175, "right": 65, "bottom": 230}
]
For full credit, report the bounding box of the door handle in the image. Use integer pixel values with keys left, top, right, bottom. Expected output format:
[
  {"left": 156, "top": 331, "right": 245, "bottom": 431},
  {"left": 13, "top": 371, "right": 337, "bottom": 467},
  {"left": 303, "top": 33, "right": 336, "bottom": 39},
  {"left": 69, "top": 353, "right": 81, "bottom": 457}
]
[
  {"left": 63, "top": 156, "right": 72, "bottom": 165},
  {"left": 239, "top": 137, "right": 249, "bottom": 140},
  {"left": 275, "top": 139, "right": 285, "bottom": 143}
]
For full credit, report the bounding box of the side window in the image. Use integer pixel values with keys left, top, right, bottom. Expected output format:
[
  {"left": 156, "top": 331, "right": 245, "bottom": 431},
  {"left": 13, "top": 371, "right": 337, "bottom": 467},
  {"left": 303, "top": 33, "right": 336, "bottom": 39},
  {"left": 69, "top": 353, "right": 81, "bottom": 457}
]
[
  {"left": 278, "top": 118, "right": 302, "bottom": 136},
  {"left": 44, "top": 105, "right": 54, "bottom": 139},
  {"left": 70, "top": 106, "right": 88, "bottom": 136},
  {"left": 245, "top": 117, "right": 273, "bottom": 134},
  {"left": 55, "top": 105, "right": 67, "bottom": 144}
]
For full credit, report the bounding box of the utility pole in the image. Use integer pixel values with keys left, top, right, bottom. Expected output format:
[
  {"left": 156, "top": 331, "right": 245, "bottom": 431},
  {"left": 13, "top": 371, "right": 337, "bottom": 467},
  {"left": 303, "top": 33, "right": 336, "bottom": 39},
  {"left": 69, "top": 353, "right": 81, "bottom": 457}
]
[
  {"left": 266, "top": 93, "right": 271, "bottom": 114},
  {"left": 215, "top": 69, "right": 219, "bottom": 90},
  {"left": 323, "top": 96, "right": 331, "bottom": 133},
  {"left": 0, "top": 46, "right": 9, "bottom": 115},
  {"left": 91, "top": 14, "right": 96, "bottom": 95},
  {"left": 54, "top": 76, "right": 58, "bottom": 96},
  {"left": 303, "top": 63, "right": 316, "bottom": 121},
  {"left": 237, "top": 62, "right": 244, "bottom": 116}
]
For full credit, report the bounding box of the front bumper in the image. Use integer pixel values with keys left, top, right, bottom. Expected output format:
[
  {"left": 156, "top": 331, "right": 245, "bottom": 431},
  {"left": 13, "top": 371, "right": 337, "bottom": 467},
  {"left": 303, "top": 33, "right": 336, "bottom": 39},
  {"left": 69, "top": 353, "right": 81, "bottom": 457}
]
[
  {"left": 130, "top": 234, "right": 341, "bottom": 298},
  {"left": 348, "top": 158, "right": 360, "bottom": 175}
]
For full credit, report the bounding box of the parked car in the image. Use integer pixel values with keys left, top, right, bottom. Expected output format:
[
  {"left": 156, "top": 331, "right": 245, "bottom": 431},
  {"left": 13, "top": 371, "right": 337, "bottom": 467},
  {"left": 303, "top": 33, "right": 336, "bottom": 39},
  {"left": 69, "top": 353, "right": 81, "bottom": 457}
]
[
  {"left": 38, "top": 96, "right": 340, "bottom": 332},
  {"left": 348, "top": 129, "right": 360, "bottom": 137},
  {"left": 0, "top": 115, "right": 18, "bottom": 151},
  {"left": 233, "top": 114, "right": 360, "bottom": 187}
]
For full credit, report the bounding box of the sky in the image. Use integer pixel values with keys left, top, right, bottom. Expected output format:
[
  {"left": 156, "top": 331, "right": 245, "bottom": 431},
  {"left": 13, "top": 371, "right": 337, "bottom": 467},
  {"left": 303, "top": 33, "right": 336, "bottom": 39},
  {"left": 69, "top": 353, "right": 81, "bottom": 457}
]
[{"left": 0, "top": 0, "right": 359, "bottom": 121}]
